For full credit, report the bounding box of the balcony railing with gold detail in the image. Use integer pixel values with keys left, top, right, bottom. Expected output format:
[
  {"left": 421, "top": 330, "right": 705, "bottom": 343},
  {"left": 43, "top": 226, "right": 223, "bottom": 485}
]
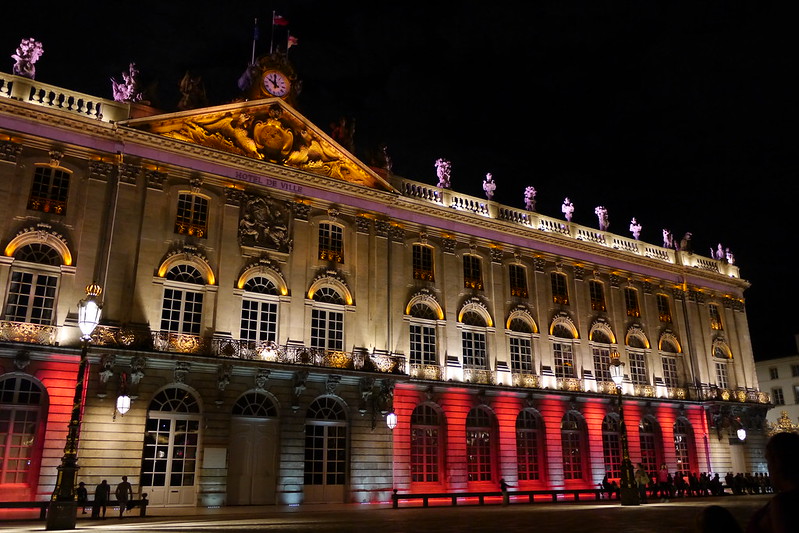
[
  {"left": 463, "top": 368, "right": 495, "bottom": 385},
  {"left": 512, "top": 372, "right": 540, "bottom": 388},
  {"left": 557, "top": 377, "right": 582, "bottom": 392},
  {"left": 174, "top": 221, "right": 207, "bottom": 238},
  {"left": 409, "top": 363, "right": 444, "bottom": 381},
  {"left": 0, "top": 320, "right": 58, "bottom": 345},
  {"left": 27, "top": 196, "right": 66, "bottom": 215}
]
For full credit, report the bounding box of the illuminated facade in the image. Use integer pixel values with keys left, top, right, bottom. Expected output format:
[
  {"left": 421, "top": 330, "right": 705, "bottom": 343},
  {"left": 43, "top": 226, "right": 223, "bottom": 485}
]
[{"left": 0, "top": 69, "right": 770, "bottom": 507}]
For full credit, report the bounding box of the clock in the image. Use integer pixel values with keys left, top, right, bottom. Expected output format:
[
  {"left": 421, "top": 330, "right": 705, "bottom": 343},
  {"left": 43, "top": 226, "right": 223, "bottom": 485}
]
[{"left": 262, "top": 70, "right": 290, "bottom": 97}]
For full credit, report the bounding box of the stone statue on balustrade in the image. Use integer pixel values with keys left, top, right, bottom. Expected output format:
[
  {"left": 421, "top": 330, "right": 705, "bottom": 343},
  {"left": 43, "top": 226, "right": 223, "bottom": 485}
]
[
  {"left": 435, "top": 158, "right": 451, "bottom": 188},
  {"left": 524, "top": 186, "right": 537, "bottom": 212},
  {"left": 562, "top": 197, "right": 574, "bottom": 222},
  {"left": 594, "top": 206, "right": 609, "bottom": 231},
  {"left": 725, "top": 248, "right": 734, "bottom": 265},
  {"left": 177, "top": 71, "right": 209, "bottom": 110},
  {"left": 483, "top": 173, "right": 496, "bottom": 200},
  {"left": 111, "top": 63, "right": 144, "bottom": 103},
  {"left": 662, "top": 229, "right": 674, "bottom": 249},
  {"left": 679, "top": 232, "right": 693, "bottom": 253},
  {"left": 11, "top": 38, "right": 43, "bottom": 80},
  {"left": 629, "top": 217, "right": 642, "bottom": 240}
]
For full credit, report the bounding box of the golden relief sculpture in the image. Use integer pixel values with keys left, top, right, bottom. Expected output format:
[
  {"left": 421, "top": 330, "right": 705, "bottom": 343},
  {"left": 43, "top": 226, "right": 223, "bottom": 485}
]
[{"left": 140, "top": 102, "right": 387, "bottom": 190}]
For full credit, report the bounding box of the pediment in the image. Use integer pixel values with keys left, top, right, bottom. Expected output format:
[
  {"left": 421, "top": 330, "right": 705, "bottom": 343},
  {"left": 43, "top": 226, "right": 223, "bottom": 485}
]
[{"left": 122, "top": 99, "right": 395, "bottom": 192}]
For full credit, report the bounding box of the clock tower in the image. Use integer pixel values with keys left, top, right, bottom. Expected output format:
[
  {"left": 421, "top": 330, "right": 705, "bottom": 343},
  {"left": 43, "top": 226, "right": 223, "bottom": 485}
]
[{"left": 244, "top": 53, "right": 299, "bottom": 106}]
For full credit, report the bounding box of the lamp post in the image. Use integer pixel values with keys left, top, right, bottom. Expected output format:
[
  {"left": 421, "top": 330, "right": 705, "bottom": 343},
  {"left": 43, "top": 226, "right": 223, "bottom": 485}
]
[
  {"left": 609, "top": 351, "right": 639, "bottom": 506},
  {"left": 46, "top": 284, "right": 102, "bottom": 530}
]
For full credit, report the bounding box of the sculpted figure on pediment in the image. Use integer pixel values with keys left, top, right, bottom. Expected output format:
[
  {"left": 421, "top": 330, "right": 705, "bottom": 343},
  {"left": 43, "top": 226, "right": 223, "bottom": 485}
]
[{"left": 239, "top": 194, "right": 292, "bottom": 252}]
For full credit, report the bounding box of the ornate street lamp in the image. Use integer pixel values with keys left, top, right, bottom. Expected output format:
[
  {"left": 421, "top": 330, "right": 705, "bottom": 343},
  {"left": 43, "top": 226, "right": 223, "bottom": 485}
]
[
  {"left": 609, "top": 351, "right": 640, "bottom": 506},
  {"left": 386, "top": 411, "right": 398, "bottom": 431},
  {"left": 46, "top": 284, "right": 102, "bottom": 530}
]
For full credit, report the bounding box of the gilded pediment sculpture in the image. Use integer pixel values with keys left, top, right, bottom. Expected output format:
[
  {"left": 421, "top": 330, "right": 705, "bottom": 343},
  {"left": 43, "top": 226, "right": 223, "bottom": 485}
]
[{"left": 129, "top": 101, "right": 392, "bottom": 191}]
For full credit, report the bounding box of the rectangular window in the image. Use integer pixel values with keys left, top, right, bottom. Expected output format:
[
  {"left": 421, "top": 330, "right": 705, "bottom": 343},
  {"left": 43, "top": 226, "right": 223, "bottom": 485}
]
[
  {"left": 28, "top": 166, "right": 69, "bottom": 215},
  {"left": 551, "top": 272, "right": 569, "bottom": 305},
  {"left": 462, "top": 330, "right": 487, "bottom": 368},
  {"left": 509, "top": 336, "right": 534, "bottom": 373},
  {"left": 310, "top": 308, "right": 344, "bottom": 351},
  {"left": 662, "top": 356, "right": 678, "bottom": 387},
  {"left": 174, "top": 193, "right": 209, "bottom": 238},
  {"left": 769, "top": 367, "right": 779, "bottom": 380},
  {"left": 716, "top": 362, "right": 729, "bottom": 389},
  {"left": 602, "top": 430, "right": 621, "bottom": 479},
  {"left": 160, "top": 288, "right": 203, "bottom": 335},
  {"left": 794, "top": 385, "right": 799, "bottom": 405},
  {"left": 0, "top": 408, "right": 39, "bottom": 483},
  {"left": 639, "top": 432, "right": 658, "bottom": 475},
  {"left": 410, "top": 324, "right": 437, "bottom": 365},
  {"left": 628, "top": 352, "right": 648, "bottom": 385},
  {"left": 412, "top": 244, "right": 434, "bottom": 281},
  {"left": 463, "top": 255, "right": 483, "bottom": 290},
  {"left": 4, "top": 271, "right": 58, "bottom": 324},
  {"left": 411, "top": 427, "right": 439, "bottom": 482},
  {"left": 554, "top": 342, "right": 574, "bottom": 378},
  {"left": 516, "top": 429, "right": 540, "bottom": 481},
  {"left": 792, "top": 365, "right": 799, "bottom": 378},
  {"left": 509, "top": 264, "right": 528, "bottom": 298},
  {"left": 318, "top": 223, "right": 344, "bottom": 263},
  {"left": 708, "top": 304, "right": 723, "bottom": 330},
  {"left": 466, "top": 429, "right": 492, "bottom": 482},
  {"left": 592, "top": 347, "right": 611, "bottom": 382},
  {"left": 624, "top": 288, "right": 640, "bottom": 317},
  {"left": 772, "top": 387, "right": 784, "bottom": 405},
  {"left": 589, "top": 281, "right": 606, "bottom": 311},
  {"left": 240, "top": 299, "right": 277, "bottom": 342},
  {"left": 656, "top": 294, "right": 672, "bottom": 323},
  {"left": 561, "top": 431, "right": 582, "bottom": 480}
]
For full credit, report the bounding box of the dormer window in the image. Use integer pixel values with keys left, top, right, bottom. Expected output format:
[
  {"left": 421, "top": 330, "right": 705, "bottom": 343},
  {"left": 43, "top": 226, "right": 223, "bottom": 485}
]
[{"left": 28, "top": 166, "right": 70, "bottom": 215}]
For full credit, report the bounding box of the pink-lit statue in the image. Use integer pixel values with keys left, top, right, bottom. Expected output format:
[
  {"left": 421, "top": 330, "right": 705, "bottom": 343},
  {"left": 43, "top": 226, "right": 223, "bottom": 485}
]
[
  {"left": 111, "top": 63, "right": 144, "bottom": 103},
  {"left": 562, "top": 197, "right": 574, "bottom": 222},
  {"left": 483, "top": 173, "right": 496, "bottom": 200},
  {"left": 524, "top": 186, "right": 537, "bottom": 211},
  {"left": 594, "top": 206, "right": 609, "bottom": 231},
  {"left": 629, "top": 217, "right": 642, "bottom": 240},
  {"left": 435, "top": 158, "right": 451, "bottom": 189},
  {"left": 11, "top": 38, "right": 43, "bottom": 79},
  {"left": 662, "top": 229, "right": 674, "bottom": 249}
]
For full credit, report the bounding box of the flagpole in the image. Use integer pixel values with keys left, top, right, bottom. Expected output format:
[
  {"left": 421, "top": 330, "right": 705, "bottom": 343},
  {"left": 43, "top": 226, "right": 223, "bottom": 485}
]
[
  {"left": 270, "top": 10, "right": 275, "bottom": 55},
  {"left": 251, "top": 18, "right": 258, "bottom": 64}
]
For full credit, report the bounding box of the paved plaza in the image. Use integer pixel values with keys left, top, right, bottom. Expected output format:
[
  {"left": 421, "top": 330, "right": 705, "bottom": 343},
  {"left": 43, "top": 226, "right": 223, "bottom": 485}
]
[{"left": 0, "top": 495, "right": 771, "bottom": 533}]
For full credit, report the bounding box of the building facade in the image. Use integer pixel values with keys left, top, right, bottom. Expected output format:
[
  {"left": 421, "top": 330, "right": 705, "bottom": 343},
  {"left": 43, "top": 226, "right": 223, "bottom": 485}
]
[
  {"left": 755, "top": 341, "right": 799, "bottom": 430},
  {"left": 0, "top": 67, "right": 770, "bottom": 507}
]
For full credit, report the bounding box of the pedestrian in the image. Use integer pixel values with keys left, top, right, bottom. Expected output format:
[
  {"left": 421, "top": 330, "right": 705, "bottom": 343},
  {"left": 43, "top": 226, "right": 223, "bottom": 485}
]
[
  {"left": 76, "top": 482, "right": 88, "bottom": 514},
  {"left": 657, "top": 464, "right": 670, "bottom": 502},
  {"left": 746, "top": 431, "right": 799, "bottom": 533},
  {"left": 500, "top": 478, "right": 513, "bottom": 506},
  {"left": 93, "top": 479, "right": 110, "bottom": 519},
  {"left": 635, "top": 463, "right": 651, "bottom": 503},
  {"left": 115, "top": 475, "right": 133, "bottom": 518}
]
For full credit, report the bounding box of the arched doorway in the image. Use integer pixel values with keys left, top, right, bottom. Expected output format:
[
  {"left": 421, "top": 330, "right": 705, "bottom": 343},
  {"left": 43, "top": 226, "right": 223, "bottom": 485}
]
[
  {"left": 227, "top": 391, "right": 279, "bottom": 505},
  {"left": 303, "top": 396, "right": 347, "bottom": 503},
  {"left": 140, "top": 387, "right": 201, "bottom": 506},
  {"left": 0, "top": 374, "right": 46, "bottom": 501}
]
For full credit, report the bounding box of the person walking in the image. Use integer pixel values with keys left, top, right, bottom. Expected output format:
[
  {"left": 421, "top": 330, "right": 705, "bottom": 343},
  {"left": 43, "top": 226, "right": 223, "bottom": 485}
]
[
  {"left": 93, "top": 480, "right": 110, "bottom": 519},
  {"left": 500, "top": 478, "right": 513, "bottom": 506},
  {"left": 115, "top": 476, "right": 133, "bottom": 518},
  {"left": 657, "top": 464, "right": 670, "bottom": 502},
  {"left": 635, "top": 463, "right": 651, "bottom": 503},
  {"left": 76, "top": 482, "right": 89, "bottom": 514}
]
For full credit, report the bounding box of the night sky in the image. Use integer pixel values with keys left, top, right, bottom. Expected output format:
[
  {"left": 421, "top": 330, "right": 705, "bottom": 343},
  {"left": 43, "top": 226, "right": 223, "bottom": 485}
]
[{"left": 2, "top": 2, "right": 796, "bottom": 360}]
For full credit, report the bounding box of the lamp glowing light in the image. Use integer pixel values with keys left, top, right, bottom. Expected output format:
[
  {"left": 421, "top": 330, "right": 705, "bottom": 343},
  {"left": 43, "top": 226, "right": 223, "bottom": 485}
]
[
  {"left": 116, "top": 394, "right": 131, "bottom": 415},
  {"left": 386, "top": 412, "right": 397, "bottom": 430},
  {"left": 737, "top": 428, "right": 747, "bottom": 441}
]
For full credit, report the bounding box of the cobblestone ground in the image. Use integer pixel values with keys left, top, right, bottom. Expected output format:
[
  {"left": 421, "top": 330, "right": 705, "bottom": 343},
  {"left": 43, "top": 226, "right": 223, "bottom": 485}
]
[{"left": 0, "top": 495, "right": 771, "bottom": 533}]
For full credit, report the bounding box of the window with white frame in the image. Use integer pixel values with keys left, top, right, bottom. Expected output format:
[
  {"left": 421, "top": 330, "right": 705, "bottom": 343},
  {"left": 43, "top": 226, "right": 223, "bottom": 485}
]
[
  {"left": 772, "top": 387, "right": 784, "bottom": 405},
  {"left": 508, "top": 318, "right": 534, "bottom": 373},
  {"left": 411, "top": 404, "right": 441, "bottom": 483},
  {"left": 552, "top": 324, "right": 575, "bottom": 378},
  {"left": 412, "top": 244, "right": 434, "bottom": 281},
  {"left": 466, "top": 407, "right": 494, "bottom": 482},
  {"left": 461, "top": 311, "right": 487, "bottom": 369},
  {"left": 794, "top": 385, "right": 799, "bottom": 405},
  {"left": 628, "top": 351, "right": 648, "bottom": 385},
  {"left": 661, "top": 356, "right": 678, "bottom": 387},
  {"left": 792, "top": 364, "right": 799, "bottom": 378},
  {"left": 591, "top": 330, "right": 612, "bottom": 382},
  {"left": 160, "top": 265, "right": 205, "bottom": 335},
  {"left": 463, "top": 255, "right": 483, "bottom": 290},
  {"left": 769, "top": 367, "right": 778, "bottom": 380},
  {"left": 516, "top": 410, "right": 543, "bottom": 481},
  {"left": 409, "top": 303, "right": 437, "bottom": 366},
  {"left": 240, "top": 276, "right": 279, "bottom": 343},
  {"left": 673, "top": 418, "right": 693, "bottom": 473},
  {"left": 715, "top": 362, "right": 729, "bottom": 389},
  {"left": 3, "top": 244, "right": 62, "bottom": 325}
]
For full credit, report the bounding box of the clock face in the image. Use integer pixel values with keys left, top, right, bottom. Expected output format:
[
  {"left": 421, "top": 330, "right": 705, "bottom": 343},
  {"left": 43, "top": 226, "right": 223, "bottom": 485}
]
[{"left": 263, "top": 70, "right": 290, "bottom": 97}]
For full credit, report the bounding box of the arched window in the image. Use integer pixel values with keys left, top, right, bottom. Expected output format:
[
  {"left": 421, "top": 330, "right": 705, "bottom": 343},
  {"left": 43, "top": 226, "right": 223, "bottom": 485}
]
[
  {"left": 552, "top": 324, "right": 575, "bottom": 378},
  {"left": 240, "top": 276, "right": 280, "bottom": 344},
  {"left": 160, "top": 265, "right": 205, "bottom": 335},
  {"left": 409, "top": 303, "right": 437, "bottom": 365},
  {"left": 673, "top": 418, "right": 694, "bottom": 473},
  {"left": 141, "top": 387, "right": 202, "bottom": 504},
  {"left": 3, "top": 243, "right": 62, "bottom": 325},
  {"left": 461, "top": 311, "right": 487, "bottom": 369},
  {"left": 232, "top": 392, "right": 278, "bottom": 417},
  {"left": 516, "top": 410, "right": 544, "bottom": 481},
  {"left": 602, "top": 414, "right": 621, "bottom": 478},
  {"left": 311, "top": 287, "right": 345, "bottom": 351},
  {"left": 0, "top": 375, "right": 45, "bottom": 491},
  {"left": 305, "top": 397, "right": 347, "bottom": 490},
  {"left": 466, "top": 407, "right": 494, "bottom": 482},
  {"left": 591, "top": 330, "right": 612, "bottom": 383},
  {"left": 508, "top": 318, "right": 534, "bottom": 373},
  {"left": 561, "top": 412, "right": 585, "bottom": 480},
  {"left": 411, "top": 404, "right": 442, "bottom": 483},
  {"left": 638, "top": 417, "right": 662, "bottom": 475}
]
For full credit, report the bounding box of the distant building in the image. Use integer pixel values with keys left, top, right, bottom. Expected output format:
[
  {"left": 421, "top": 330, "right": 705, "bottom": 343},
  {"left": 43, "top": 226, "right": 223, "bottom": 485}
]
[
  {"left": 755, "top": 336, "right": 799, "bottom": 430},
  {"left": 0, "top": 61, "right": 771, "bottom": 508}
]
